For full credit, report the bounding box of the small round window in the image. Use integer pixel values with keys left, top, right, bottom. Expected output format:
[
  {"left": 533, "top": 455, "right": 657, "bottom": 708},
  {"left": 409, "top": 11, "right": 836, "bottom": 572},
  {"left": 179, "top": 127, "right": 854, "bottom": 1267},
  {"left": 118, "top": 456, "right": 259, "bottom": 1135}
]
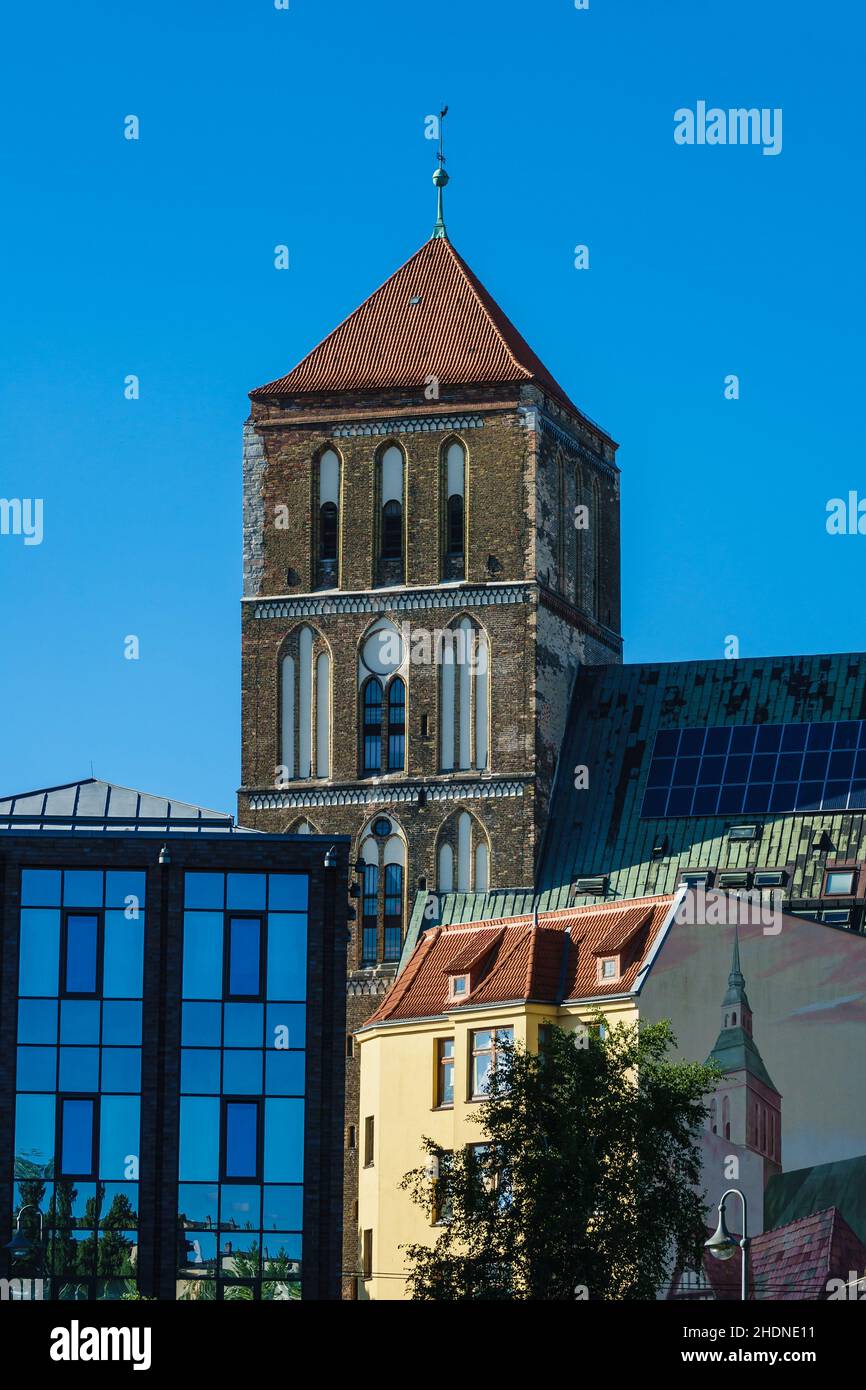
[{"left": 373, "top": 817, "right": 392, "bottom": 838}]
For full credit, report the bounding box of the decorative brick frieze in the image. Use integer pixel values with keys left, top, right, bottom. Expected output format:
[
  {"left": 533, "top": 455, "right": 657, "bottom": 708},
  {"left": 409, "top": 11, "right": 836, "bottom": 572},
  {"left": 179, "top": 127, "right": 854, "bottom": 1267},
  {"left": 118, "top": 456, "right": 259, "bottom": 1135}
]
[
  {"left": 245, "top": 778, "right": 528, "bottom": 811},
  {"left": 331, "top": 414, "right": 485, "bottom": 438},
  {"left": 246, "top": 582, "right": 533, "bottom": 622}
]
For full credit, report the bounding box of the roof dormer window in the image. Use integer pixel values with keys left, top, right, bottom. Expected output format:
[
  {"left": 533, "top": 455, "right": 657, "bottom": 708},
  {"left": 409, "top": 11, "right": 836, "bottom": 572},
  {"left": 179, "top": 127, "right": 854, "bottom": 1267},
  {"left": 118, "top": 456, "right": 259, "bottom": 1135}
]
[
  {"left": 450, "top": 973, "right": 469, "bottom": 999},
  {"left": 599, "top": 957, "right": 618, "bottom": 981}
]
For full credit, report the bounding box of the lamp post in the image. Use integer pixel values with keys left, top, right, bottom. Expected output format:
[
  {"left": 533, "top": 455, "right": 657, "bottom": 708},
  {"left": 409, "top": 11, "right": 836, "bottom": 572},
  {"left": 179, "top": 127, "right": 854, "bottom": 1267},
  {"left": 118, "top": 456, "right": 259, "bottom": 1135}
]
[
  {"left": 705, "top": 1188, "right": 749, "bottom": 1301},
  {"left": 4, "top": 1203, "right": 46, "bottom": 1299}
]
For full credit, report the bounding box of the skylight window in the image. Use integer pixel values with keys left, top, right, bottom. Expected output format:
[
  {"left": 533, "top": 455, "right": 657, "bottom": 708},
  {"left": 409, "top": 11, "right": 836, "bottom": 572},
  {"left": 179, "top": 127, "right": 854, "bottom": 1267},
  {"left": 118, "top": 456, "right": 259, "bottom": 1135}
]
[{"left": 640, "top": 720, "right": 866, "bottom": 819}]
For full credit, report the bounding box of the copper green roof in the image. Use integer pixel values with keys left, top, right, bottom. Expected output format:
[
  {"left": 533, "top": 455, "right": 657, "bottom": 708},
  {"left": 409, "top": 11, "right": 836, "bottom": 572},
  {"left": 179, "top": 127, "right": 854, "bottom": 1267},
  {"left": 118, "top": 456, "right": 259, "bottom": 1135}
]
[
  {"left": 404, "top": 651, "right": 866, "bottom": 968},
  {"left": 765, "top": 1154, "right": 866, "bottom": 1248}
]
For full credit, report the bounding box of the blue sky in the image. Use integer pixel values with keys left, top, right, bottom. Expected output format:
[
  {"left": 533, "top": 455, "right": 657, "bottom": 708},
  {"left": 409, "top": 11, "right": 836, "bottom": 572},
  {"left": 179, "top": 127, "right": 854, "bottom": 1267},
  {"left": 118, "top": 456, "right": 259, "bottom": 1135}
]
[{"left": 1, "top": 0, "right": 863, "bottom": 814}]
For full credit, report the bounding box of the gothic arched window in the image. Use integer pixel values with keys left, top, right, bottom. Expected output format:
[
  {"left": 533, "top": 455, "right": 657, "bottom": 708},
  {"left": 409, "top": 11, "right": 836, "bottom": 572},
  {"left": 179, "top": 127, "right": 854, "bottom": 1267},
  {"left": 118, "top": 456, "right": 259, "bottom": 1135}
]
[
  {"left": 591, "top": 475, "right": 602, "bottom": 621},
  {"left": 435, "top": 811, "right": 490, "bottom": 893},
  {"left": 315, "top": 447, "right": 341, "bottom": 586},
  {"left": 358, "top": 818, "right": 406, "bottom": 966},
  {"left": 387, "top": 678, "right": 406, "bottom": 772},
  {"left": 279, "top": 625, "right": 331, "bottom": 780},
  {"left": 376, "top": 444, "right": 405, "bottom": 580},
  {"left": 439, "top": 617, "right": 489, "bottom": 772},
  {"left": 442, "top": 440, "right": 466, "bottom": 577},
  {"left": 358, "top": 620, "right": 408, "bottom": 777},
  {"left": 362, "top": 678, "right": 383, "bottom": 773}
]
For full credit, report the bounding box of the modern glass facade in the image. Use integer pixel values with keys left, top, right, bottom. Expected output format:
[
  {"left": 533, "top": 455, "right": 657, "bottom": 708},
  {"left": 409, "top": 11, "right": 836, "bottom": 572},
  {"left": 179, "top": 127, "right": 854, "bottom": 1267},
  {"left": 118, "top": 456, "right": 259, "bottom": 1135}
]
[
  {"left": 177, "top": 870, "right": 307, "bottom": 1300},
  {"left": 1, "top": 793, "right": 348, "bottom": 1302},
  {"left": 13, "top": 867, "right": 145, "bottom": 1300}
]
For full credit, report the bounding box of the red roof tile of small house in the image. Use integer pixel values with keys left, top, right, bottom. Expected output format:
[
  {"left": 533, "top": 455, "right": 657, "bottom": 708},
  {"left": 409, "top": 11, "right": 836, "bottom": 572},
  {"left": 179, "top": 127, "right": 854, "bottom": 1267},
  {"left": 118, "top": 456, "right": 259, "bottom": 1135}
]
[{"left": 363, "top": 896, "right": 675, "bottom": 1026}]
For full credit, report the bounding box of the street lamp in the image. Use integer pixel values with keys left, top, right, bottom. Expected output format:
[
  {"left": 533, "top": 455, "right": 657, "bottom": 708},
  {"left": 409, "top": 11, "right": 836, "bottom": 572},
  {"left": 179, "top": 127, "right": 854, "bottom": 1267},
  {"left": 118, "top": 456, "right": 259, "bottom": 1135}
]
[
  {"left": 705, "top": 1187, "right": 749, "bottom": 1301},
  {"left": 4, "top": 1203, "right": 46, "bottom": 1299}
]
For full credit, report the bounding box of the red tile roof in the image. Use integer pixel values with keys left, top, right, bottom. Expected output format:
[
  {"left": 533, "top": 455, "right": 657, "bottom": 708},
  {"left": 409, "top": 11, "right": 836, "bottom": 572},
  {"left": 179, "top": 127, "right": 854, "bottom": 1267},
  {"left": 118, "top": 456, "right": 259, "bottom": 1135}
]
[
  {"left": 363, "top": 896, "right": 675, "bottom": 1026},
  {"left": 672, "top": 1208, "right": 866, "bottom": 1301},
  {"left": 250, "top": 236, "right": 597, "bottom": 425}
]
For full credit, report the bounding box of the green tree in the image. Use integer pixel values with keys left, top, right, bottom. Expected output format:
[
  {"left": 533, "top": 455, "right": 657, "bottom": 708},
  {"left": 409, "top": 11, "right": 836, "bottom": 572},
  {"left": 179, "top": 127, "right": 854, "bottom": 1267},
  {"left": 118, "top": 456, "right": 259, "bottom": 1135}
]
[{"left": 400, "top": 1019, "right": 720, "bottom": 1301}]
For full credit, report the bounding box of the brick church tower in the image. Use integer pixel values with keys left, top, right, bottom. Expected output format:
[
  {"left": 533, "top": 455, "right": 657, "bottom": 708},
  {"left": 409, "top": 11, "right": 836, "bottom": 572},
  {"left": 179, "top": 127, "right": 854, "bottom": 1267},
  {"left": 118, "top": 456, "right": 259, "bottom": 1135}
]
[{"left": 238, "top": 161, "right": 621, "bottom": 1288}]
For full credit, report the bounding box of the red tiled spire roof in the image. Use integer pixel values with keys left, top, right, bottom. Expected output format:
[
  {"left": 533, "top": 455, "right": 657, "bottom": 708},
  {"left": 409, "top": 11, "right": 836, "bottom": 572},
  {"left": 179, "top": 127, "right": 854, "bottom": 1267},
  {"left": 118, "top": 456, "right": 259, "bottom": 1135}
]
[
  {"left": 249, "top": 236, "right": 591, "bottom": 421},
  {"left": 362, "top": 896, "right": 675, "bottom": 1027}
]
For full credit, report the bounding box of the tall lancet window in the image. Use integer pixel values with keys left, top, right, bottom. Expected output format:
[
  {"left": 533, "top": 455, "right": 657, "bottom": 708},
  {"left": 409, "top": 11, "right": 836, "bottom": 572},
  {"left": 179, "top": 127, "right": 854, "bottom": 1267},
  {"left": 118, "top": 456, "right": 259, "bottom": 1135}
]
[
  {"left": 358, "top": 817, "right": 406, "bottom": 966},
  {"left": 436, "top": 811, "right": 490, "bottom": 893},
  {"left": 358, "top": 619, "right": 408, "bottom": 776},
  {"left": 439, "top": 617, "right": 489, "bottom": 772},
  {"left": 376, "top": 444, "right": 405, "bottom": 583},
  {"left": 279, "top": 626, "right": 331, "bottom": 781},
  {"left": 442, "top": 439, "right": 465, "bottom": 580},
  {"left": 591, "top": 475, "right": 602, "bottom": 622},
  {"left": 316, "top": 447, "right": 341, "bottom": 587}
]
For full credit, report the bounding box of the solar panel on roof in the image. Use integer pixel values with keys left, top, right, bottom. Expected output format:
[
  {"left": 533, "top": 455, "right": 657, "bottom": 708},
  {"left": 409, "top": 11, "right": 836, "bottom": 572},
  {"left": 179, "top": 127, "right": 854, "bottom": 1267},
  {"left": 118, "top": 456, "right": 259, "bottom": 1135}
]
[{"left": 640, "top": 720, "right": 866, "bottom": 818}]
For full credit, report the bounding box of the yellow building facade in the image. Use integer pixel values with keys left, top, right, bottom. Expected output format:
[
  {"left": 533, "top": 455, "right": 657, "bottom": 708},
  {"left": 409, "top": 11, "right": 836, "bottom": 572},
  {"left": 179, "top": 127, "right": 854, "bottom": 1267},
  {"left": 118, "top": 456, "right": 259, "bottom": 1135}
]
[{"left": 355, "top": 896, "right": 674, "bottom": 1299}]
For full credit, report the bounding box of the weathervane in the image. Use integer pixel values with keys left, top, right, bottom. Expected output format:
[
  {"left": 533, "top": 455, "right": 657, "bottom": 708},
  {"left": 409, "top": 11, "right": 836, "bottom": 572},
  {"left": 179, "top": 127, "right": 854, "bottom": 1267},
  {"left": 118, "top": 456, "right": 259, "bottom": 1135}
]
[{"left": 432, "top": 105, "right": 449, "bottom": 239}]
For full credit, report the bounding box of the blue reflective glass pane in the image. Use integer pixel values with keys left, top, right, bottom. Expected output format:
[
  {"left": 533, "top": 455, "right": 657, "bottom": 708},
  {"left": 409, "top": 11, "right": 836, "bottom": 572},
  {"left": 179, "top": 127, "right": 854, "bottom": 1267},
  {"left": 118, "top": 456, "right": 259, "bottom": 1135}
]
[
  {"left": 181, "top": 1049, "right": 221, "bottom": 1093},
  {"left": 220, "top": 1185, "right": 261, "bottom": 1231},
  {"left": 100, "top": 1183, "right": 139, "bottom": 1227},
  {"left": 227, "top": 874, "right": 266, "bottom": 910},
  {"left": 61, "top": 1099, "right": 94, "bottom": 1176},
  {"left": 52, "top": 1181, "right": 98, "bottom": 1227},
  {"left": 262, "top": 1186, "right": 303, "bottom": 1231},
  {"left": 641, "top": 789, "right": 668, "bottom": 817},
  {"left": 183, "top": 913, "right": 223, "bottom": 999},
  {"left": 834, "top": 721, "right": 860, "bottom": 750},
  {"left": 225, "top": 1102, "right": 259, "bottom": 1179},
  {"left": 59, "top": 1048, "right": 99, "bottom": 1091},
  {"left": 691, "top": 786, "right": 720, "bottom": 815},
  {"left": 19, "top": 909, "right": 60, "bottom": 995},
  {"left": 829, "top": 751, "right": 855, "bottom": 780},
  {"left": 180, "top": 1097, "right": 220, "bottom": 1181},
  {"left": 224, "top": 1004, "right": 263, "bottom": 1048},
  {"left": 63, "top": 870, "right": 104, "bottom": 908},
  {"left": 266, "top": 1004, "right": 305, "bottom": 1050},
  {"left": 21, "top": 869, "right": 62, "bottom": 907},
  {"left": 265, "top": 1051, "right": 305, "bottom": 1096},
  {"left": 228, "top": 918, "right": 261, "bottom": 996},
  {"left": 181, "top": 1229, "right": 217, "bottom": 1272},
  {"left": 184, "top": 873, "right": 224, "bottom": 909},
  {"left": 105, "top": 871, "right": 147, "bottom": 910},
  {"left": 101, "top": 1049, "right": 141, "bottom": 1093},
  {"left": 268, "top": 875, "right": 309, "bottom": 912},
  {"left": 262, "top": 1232, "right": 302, "bottom": 1268},
  {"left": 17, "top": 1046, "right": 56, "bottom": 1090},
  {"left": 223, "top": 1051, "right": 263, "bottom": 1094},
  {"left": 796, "top": 781, "right": 824, "bottom": 811},
  {"left": 60, "top": 1000, "right": 100, "bottom": 1044},
  {"left": 182, "top": 1003, "right": 221, "bottom": 1047},
  {"left": 64, "top": 915, "right": 98, "bottom": 994},
  {"left": 18, "top": 999, "right": 58, "bottom": 1044},
  {"left": 102, "top": 1002, "right": 142, "bottom": 1046},
  {"left": 697, "top": 756, "right": 725, "bottom": 785},
  {"left": 99, "top": 1096, "right": 140, "bottom": 1180},
  {"left": 103, "top": 914, "right": 144, "bottom": 998},
  {"left": 824, "top": 782, "right": 850, "bottom": 810},
  {"left": 264, "top": 1099, "right": 304, "bottom": 1183},
  {"left": 14, "top": 1094, "right": 56, "bottom": 1178},
  {"left": 267, "top": 915, "right": 307, "bottom": 1000},
  {"left": 178, "top": 1183, "right": 219, "bottom": 1229}
]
